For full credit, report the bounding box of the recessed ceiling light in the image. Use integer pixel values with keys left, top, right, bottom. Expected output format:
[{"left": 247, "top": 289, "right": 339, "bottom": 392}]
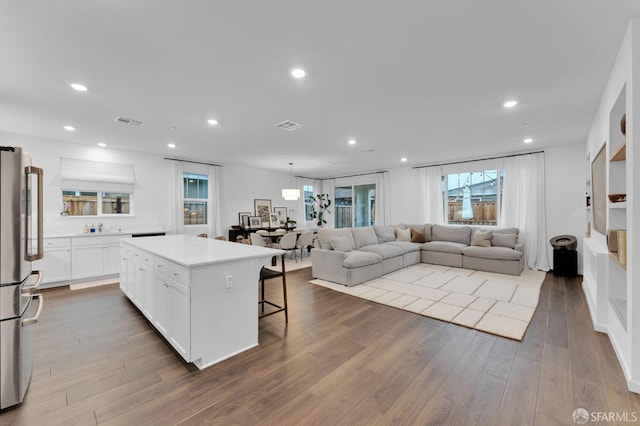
[
  {"left": 97, "top": 142, "right": 107, "bottom": 147},
  {"left": 207, "top": 119, "right": 218, "bottom": 126},
  {"left": 70, "top": 83, "right": 88, "bottom": 92},
  {"left": 291, "top": 68, "right": 306, "bottom": 79},
  {"left": 523, "top": 138, "right": 533, "bottom": 144},
  {"left": 348, "top": 139, "right": 357, "bottom": 145},
  {"left": 401, "top": 157, "right": 408, "bottom": 162},
  {"left": 167, "top": 143, "right": 176, "bottom": 148},
  {"left": 63, "top": 125, "right": 75, "bottom": 131},
  {"left": 503, "top": 100, "right": 518, "bottom": 108}
]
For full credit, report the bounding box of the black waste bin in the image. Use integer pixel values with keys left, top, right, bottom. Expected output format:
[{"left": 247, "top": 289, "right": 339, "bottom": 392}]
[{"left": 550, "top": 235, "right": 578, "bottom": 277}]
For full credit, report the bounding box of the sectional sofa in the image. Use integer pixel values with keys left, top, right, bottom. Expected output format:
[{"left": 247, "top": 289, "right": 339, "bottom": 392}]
[{"left": 311, "top": 224, "right": 524, "bottom": 286}]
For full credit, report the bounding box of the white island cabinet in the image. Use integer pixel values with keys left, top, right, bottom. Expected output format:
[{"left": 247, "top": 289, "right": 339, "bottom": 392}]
[{"left": 120, "top": 234, "right": 282, "bottom": 369}]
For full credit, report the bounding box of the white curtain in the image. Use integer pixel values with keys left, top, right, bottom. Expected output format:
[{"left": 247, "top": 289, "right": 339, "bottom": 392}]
[
  {"left": 170, "top": 161, "right": 185, "bottom": 235},
  {"left": 207, "top": 165, "right": 222, "bottom": 238},
  {"left": 375, "top": 172, "right": 390, "bottom": 225},
  {"left": 416, "top": 166, "right": 444, "bottom": 224},
  {"left": 320, "top": 179, "right": 336, "bottom": 228},
  {"left": 500, "top": 152, "right": 550, "bottom": 271}
]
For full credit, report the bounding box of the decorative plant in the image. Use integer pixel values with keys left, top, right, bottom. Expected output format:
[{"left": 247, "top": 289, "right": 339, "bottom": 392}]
[
  {"left": 309, "top": 194, "right": 332, "bottom": 227},
  {"left": 284, "top": 217, "right": 297, "bottom": 228}
]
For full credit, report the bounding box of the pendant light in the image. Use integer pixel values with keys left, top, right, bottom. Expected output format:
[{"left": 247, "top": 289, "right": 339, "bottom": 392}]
[{"left": 282, "top": 162, "right": 300, "bottom": 200}]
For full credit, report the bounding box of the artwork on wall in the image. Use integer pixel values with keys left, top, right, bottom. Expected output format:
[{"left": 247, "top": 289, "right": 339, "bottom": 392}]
[
  {"left": 273, "top": 207, "right": 287, "bottom": 226},
  {"left": 254, "top": 199, "right": 272, "bottom": 226},
  {"left": 591, "top": 143, "right": 606, "bottom": 235},
  {"left": 249, "top": 216, "right": 262, "bottom": 229}
]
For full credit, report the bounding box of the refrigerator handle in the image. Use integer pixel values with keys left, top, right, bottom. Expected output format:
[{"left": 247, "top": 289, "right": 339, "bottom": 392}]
[
  {"left": 22, "top": 270, "right": 43, "bottom": 294},
  {"left": 25, "top": 165, "right": 44, "bottom": 261},
  {"left": 22, "top": 294, "right": 44, "bottom": 327}
]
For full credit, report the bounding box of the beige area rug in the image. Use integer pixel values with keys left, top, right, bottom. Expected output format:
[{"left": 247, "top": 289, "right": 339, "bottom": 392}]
[
  {"left": 309, "top": 264, "right": 546, "bottom": 340},
  {"left": 266, "top": 253, "right": 312, "bottom": 272}
]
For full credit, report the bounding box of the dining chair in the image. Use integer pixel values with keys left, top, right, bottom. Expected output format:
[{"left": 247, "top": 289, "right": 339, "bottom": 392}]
[
  {"left": 296, "top": 231, "right": 315, "bottom": 258},
  {"left": 278, "top": 232, "right": 298, "bottom": 262}
]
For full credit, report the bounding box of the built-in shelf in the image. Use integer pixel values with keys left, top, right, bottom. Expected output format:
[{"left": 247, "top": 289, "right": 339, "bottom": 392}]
[
  {"left": 610, "top": 142, "right": 626, "bottom": 161},
  {"left": 609, "top": 252, "right": 627, "bottom": 270},
  {"left": 610, "top": 298, "right": 628, "bottom": 331},
  {"left": 609, "top": 201, "right": 627, "bottom": 209}
]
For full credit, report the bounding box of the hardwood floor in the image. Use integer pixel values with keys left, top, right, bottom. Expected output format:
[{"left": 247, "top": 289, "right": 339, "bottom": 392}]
[{"left": 1, "top": 269, "right": 639, "bottom": 425}]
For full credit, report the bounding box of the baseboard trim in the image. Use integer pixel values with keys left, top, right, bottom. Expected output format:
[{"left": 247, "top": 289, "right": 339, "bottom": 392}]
[{"left": 69, "top": 277, "right": 119, "bottom": 290}]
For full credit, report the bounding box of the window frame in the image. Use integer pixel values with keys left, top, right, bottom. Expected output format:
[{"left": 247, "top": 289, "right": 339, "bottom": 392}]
[
  {"left": 441, "top": 168, "right": 503, "bottom": 226},
  {"left": 61, "top": 190, "right": 134, "bottom": 217},
  {"left": 182, "top": 172, "right": 209, "bottom": 226}
]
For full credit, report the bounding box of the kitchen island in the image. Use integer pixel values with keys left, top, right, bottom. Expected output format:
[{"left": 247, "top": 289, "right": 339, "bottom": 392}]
[{"left": 119, "top": 234, "right": 283, "bottom": 369}]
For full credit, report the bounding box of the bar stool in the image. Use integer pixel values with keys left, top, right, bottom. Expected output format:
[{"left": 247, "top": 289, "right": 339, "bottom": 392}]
[{"left": 258, "top": 254, "right": 288, "bottom": 323}]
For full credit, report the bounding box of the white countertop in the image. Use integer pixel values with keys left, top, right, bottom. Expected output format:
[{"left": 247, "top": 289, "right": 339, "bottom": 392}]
[
  {"left": 121, "top": 234, "right": 283, "bottom": 267},
  {"left": 44, "top": 230, "right": 165, "bottom": 238}
]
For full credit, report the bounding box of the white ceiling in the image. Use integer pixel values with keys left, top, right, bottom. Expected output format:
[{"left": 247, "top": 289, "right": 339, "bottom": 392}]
[{"left": 1, "top": 1, "right": 639, "bottom": 178}]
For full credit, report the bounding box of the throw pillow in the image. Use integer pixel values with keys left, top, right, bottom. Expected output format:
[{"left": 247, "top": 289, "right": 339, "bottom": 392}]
[
  {"left": 329, "top": 237, "right": 352, "bottom": 252},
  {"left": 492, "top": 233, "right": 518, "bottom": 248},
  {"left": 471, "top": 230, "right": 492, "bottom": 247},
  {"left": 395, "top": 227, "right": 411, "bottom": 242},
  {"left": 410, "top": 228, "right": 427, "bottom": 243}
]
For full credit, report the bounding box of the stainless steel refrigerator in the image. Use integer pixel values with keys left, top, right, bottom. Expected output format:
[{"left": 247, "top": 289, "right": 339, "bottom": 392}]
[{"left": 0, "top": 146, "right": 44, "bottom": 410}]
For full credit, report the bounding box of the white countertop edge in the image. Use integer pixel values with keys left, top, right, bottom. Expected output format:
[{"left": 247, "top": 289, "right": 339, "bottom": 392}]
[{"left": 120, "top": 234, "right": 284, "bottom": 268}]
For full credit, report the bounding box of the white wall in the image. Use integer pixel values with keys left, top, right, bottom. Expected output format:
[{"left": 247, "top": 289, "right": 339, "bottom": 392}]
[
  {"left": 0, "top": 131, "right": 297, "bottom": 238},
  {"left": 3, "top": 131, "right": 586, "bottom": 261},
  {"left": 544, "top": 143, "right": 587, "bottom": 273}
]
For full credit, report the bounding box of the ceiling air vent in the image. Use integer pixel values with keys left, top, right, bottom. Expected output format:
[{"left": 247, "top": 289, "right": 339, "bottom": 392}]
[
  {"left": 275, "top": 120, "right": 303, "bottom": 131},
  {"left": 115, "top": 116, "right": 144, "bottom": 127}
]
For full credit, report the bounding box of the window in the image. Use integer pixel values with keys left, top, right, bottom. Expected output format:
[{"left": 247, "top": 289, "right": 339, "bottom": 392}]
[
  {"left": 444, "top": 170, "right": 503, "bottom": 225},
  {"left": 60, "top": 157, "right": 135, "bottom": 217},
  {"left": 304, "top": 185, "right": 314, "bottom": 221},
  {"left": 183, "top": 173, "right": 208, "bottom": 225},
  {"left": 335, "top": 184, "right": 376, "bottom": 228},
  {"left": 62, "top": 191, "right": 131, "bottom": 216}
]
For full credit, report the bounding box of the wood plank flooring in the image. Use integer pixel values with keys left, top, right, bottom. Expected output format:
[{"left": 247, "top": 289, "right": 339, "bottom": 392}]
[{"left": 1, "top": 270, "right": 639, "bottom": 425}]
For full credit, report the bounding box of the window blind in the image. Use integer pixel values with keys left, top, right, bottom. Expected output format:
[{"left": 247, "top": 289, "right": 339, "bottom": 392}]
[{"left": 60, "top": 158, "right": 135, "bottom": 192}]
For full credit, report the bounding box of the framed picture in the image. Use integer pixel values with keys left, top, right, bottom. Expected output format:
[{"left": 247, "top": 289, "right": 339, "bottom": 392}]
[
  {"left": 254, "top": 199, "right": 272, "bottom": 225},
  {"left": 238, "top": 211, "right": 251, "bottom": 227},
  {"left": 249, "top": 216, "right": 262, "bottom": 229},
  {"left": 273, "top": 207, "right": 287, "bottom": 226},
  {"left": 269, "top": 213, "right": 280, "bottom": 228},
  {"left": 591, "top": 143, "right": 606, "bottom": 235}
]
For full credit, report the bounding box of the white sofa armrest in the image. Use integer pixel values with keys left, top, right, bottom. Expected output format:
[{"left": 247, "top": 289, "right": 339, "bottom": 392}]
[{"left": 311, "top": 248, "right": 348, "bottom": 284}]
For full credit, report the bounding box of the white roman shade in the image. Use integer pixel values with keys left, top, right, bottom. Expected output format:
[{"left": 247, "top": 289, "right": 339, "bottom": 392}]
[{"left": 60, "top": 158, "right": 135, "bottom": 192}]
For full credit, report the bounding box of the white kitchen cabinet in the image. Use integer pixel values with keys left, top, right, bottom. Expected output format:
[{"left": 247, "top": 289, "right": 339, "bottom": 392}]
[
  {"left": 33, "top": 238, "right": 71, "bottom": 284},
  {"left": 133, "top": 265, "right": 146, "bottom": 310},
  {"left": 155, "top": 275, "right": 171, "bottom": 337},
  {"left": 72, "top": 235, "right": 131, "bottom": 279},
  {"left": 170, "top": 280, "right": 190, "bottom": 359},
  {"left": 143, "top": 265, "right": 156, "bottom": 320}
]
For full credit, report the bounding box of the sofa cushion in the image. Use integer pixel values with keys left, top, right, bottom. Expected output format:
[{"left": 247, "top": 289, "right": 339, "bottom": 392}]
[
  {"left": 471, "top": 229, "right": 492, "bottom": 247},
  {"left": 462, "top": 246, "right": 522, "bottom": 261},
  {"left": 352, "top": 227, "right": 379, "bottom": 249},
  {"left": 342, "top": 251, "right": 383, "bottom": 268},
  {"left": 491, "top": 233, "right": 518, "bottom": 248},
  {"left": 330, "top": 237, "right": 352, "bottom": 252},
  {"left": 431, "top": 224, "right": 471, "bottom": 245},
  {"left": 398, "top": 223, "right": 432, "bottom": 241},
  {"left": 387, "top": 241, "right": 421, "bottom": 253},
  {"left": 492, "top": 227, "right": 519, "bottom": 235},
  {"left": 359, "top": 243, "right": 404, "bottom": 259},
  {"left": 316, "top": 228, "right": 355, "bottom": 251},
  {"left": 410, "top": 228, "right": 427, "bottom": 243},
  {"left": 395, "top": 227, "right": 411, "bottom": 241},
  {"left": 421, "top": 241, "right": 467, "bottom": 254},
  {"left": 373, "top": 225, "right": 396, "bottom": 243}
]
